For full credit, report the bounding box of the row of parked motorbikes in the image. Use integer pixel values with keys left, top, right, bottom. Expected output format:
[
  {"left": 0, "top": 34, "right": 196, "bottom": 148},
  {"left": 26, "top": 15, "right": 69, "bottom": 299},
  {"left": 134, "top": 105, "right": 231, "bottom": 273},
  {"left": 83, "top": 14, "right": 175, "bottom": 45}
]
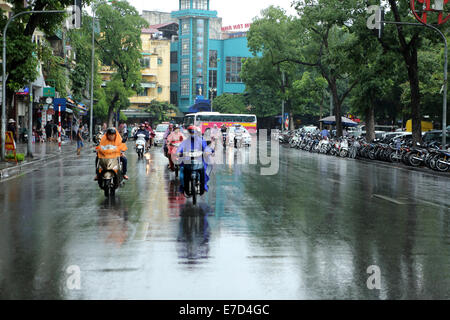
[{"left": 279, "top": 129, "right": 450, "bottom": 173}]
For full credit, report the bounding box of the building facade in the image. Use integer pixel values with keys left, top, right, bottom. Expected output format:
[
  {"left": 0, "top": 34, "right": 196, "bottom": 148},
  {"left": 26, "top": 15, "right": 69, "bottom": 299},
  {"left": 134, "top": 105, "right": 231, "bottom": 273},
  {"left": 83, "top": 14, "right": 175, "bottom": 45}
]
[
  {"left": 100, "top": 29, "right": 171, "bottom": 120},
  {"left": 168, "top": 0, "right": 252, "bottom": 113}
]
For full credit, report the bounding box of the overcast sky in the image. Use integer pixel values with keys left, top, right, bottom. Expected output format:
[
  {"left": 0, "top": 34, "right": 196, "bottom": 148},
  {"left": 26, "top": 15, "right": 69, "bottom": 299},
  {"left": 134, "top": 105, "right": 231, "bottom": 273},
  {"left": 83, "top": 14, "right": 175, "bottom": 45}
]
[{"left": 127, "top": 0, "right": 298, "bottom": 26}]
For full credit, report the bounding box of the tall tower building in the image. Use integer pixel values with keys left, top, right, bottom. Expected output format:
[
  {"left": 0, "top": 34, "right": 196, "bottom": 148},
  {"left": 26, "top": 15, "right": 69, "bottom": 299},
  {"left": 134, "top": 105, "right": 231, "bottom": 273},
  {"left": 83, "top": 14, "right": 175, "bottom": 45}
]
[{"left": 172, "top": 0, "right": 217, "bottom": 110}]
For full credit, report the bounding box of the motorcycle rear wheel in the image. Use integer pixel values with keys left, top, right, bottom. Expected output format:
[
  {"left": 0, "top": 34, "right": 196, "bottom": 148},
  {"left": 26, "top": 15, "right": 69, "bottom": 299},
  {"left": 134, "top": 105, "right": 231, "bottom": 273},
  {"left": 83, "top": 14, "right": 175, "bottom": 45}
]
[
  {"left": 436, "top": 155, "right": 450, "bottom": 172},
  {"left": 408, "top": 153, "right": 422, "bottom": 167}
]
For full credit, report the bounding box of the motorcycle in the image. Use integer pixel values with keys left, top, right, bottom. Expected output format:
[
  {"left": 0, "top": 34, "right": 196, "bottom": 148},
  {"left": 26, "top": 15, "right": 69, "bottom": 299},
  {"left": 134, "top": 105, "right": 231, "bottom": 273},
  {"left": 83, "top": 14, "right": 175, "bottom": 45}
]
[
  {"left": 339, "top": 138, "right": 349, "bottom": 158},
  {"left": 170, "top": 141, "right": 182, "bottom": 178},
  {"left": 97, "top": 157, "right": 124, "bottom": 198},
  {"left": 222, "top": 131, "right": 227, "bottom": 147},
  {"left": 93, "top": 131, "right": 104, "bottom": 146},
  {"left": 135, "top": 133, "right": 147, "bottom": 160},
  {"left": 234, "top": 131, "right": 243, "bottom": 148},
  {"left": 182, "top": 150, "right": 205, "bottom": 206}
]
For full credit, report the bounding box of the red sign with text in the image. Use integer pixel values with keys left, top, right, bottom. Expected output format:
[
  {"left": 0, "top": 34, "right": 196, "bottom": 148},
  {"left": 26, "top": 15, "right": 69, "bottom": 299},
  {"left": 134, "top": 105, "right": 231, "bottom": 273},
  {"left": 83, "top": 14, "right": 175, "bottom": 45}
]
[{"left": 410, "top": 0, "right": 450, "bottom": 24}]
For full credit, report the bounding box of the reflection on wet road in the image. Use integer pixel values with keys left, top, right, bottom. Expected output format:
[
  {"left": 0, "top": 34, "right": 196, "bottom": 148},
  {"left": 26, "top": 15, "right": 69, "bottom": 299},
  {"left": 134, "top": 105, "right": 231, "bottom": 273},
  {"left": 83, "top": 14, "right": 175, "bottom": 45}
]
[{"left": 0, "top": 143, "right": 449, "bottom": 299}]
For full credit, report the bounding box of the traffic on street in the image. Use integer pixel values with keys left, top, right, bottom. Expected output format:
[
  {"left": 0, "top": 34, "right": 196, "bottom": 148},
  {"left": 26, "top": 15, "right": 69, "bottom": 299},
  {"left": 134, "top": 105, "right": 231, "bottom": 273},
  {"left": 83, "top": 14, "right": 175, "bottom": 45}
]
[{"left": 0, "top": 137, "right": 448, "bottom": 299}]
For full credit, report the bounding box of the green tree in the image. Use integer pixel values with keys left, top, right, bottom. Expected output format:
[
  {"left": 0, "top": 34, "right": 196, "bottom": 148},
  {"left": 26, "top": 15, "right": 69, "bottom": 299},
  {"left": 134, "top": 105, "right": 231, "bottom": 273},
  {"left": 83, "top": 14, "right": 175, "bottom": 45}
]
[
  {"left": 68, "top": 12, "right": 108, "bottom": 122},
  {"left": 0, "top": 0, "right": 91, "bottom": 111},
  {"left": 211, "top": 93, "right": 248, "bottom": 114},
  {"left": 145, "top": 101, "right": 177, "bottom": 123},
  {"left": 95, "top": 0, "right": 148, "bottom": 126}
]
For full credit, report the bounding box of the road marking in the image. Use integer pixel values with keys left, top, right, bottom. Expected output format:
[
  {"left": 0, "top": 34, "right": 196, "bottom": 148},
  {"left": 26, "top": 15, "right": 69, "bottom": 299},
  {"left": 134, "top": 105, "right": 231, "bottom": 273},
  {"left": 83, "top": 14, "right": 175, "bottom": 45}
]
[{"left": 372, "top": 194, "right": 405, "bottom": 205}]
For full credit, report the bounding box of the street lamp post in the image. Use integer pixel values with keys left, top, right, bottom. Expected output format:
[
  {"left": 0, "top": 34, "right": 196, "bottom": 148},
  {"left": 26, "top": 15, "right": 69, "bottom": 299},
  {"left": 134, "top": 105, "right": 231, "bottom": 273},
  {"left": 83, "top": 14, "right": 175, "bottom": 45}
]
[
  {"left": 2, "top": 10, "right": 65, "bottom": 161},
  {"left": 27, "top": 83, "right": 33, "bottom": 158},
  {"left": 209, "top": 87, "right": 216, "bottom": 112},
  {"left": 89, "top": 8, "right": 96, "bottom": 143}
]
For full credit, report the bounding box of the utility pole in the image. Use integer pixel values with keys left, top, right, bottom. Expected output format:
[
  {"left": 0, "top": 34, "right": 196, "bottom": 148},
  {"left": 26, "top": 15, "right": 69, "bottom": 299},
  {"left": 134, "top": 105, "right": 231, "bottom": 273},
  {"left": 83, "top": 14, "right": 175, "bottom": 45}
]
[
  {"left": 27, "top": 83, "right": 33, "bottom": 158},
  {"left": 90, "top": 8, "right": 96, "bottom": 143},
  {"left": 281, "top": 71, "right": 285, "bottom": 133}
]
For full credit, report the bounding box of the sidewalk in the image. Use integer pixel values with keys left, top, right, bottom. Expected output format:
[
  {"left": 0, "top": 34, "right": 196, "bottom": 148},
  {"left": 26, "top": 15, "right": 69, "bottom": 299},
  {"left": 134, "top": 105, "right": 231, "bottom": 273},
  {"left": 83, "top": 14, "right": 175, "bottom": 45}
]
[{"left": 0, "top": 141, "right": 87, "bottom": 180}]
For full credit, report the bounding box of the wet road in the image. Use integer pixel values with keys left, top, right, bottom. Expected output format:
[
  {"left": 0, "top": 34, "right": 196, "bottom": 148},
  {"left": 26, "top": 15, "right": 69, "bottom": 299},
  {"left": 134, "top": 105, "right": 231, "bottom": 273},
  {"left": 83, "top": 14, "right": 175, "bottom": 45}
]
[{"left": 0, "top": 142, "right": 449, "bottom": 299}]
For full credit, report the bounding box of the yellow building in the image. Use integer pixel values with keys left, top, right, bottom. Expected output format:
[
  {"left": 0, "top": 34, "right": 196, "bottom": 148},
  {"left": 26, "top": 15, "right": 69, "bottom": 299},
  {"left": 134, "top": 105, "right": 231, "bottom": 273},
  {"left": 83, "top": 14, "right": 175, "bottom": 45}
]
[
  {"left": 99, "top": 27, "right": 171, "bottom": 120},
  {"left": 0, "top": 0, "right": 12, "bottom": 18}
]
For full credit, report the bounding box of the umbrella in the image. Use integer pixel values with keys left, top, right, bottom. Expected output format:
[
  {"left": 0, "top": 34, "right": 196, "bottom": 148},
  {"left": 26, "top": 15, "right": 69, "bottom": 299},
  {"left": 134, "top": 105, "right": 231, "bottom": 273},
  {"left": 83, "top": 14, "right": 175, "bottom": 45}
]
[{"left": 319, "top": 116, "right": 358, "bottom": 127}]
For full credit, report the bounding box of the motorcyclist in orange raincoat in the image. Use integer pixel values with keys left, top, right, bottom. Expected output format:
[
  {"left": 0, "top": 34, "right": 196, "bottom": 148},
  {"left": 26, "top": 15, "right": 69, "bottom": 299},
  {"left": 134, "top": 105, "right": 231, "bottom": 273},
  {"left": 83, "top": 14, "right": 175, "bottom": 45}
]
[{"left": 95, "top": 127, "right": 129, "bottom": 180}]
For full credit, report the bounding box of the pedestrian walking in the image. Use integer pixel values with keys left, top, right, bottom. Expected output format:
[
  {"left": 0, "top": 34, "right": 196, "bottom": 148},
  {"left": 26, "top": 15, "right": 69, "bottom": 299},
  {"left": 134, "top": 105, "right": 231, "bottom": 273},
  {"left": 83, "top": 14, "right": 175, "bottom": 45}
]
[
  {"left": 52, "top": 121, "right": 58, "bottom": 142},
  {"left": 45, "top": 120, "right": 53, "bottom": 142},
  {"left": 77, "top": 125, "right": 84, "bottom": 156}
]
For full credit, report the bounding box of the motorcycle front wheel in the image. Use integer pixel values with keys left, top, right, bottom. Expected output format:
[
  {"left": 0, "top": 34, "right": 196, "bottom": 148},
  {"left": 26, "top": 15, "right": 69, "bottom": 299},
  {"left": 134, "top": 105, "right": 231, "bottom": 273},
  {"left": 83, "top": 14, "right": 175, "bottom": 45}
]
[{"left": 191, "top": 178, "right": 197, "bottom": 205}]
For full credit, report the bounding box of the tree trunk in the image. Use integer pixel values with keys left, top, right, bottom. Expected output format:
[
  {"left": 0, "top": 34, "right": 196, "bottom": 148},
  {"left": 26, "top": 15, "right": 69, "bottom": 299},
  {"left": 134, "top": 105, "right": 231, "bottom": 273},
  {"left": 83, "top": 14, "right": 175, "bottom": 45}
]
[
  {"left": 365, "top": 103, "right": 375, "bottom": 142},
  {"left": 328, "top": 77, "right": 342, "bottom": 137},
  {"left": 108, "top": 95, "right": 119, "bottom": 127},
  {"left": 319, "top": 93, "right": 324, "bottom": 130},
  {"left": 107, "top": 110, "right": 114, "bottom": 128}
]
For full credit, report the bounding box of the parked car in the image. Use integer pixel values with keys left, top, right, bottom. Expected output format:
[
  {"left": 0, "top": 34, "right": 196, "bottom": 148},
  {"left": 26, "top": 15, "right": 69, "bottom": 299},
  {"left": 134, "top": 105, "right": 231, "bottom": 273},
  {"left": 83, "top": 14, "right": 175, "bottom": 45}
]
[{"left": 422, "top": 130, "right": 450, "bottom": 144}]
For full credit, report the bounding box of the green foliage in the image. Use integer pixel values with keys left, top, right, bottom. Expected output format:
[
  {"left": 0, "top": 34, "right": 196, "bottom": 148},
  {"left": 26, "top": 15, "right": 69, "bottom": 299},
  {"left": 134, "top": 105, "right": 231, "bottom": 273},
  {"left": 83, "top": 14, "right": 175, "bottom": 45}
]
[
  {"left": 291, "top": 72, "right": 328, "bottom": 116},
  {"left": 0, "top": 0, "right": 92, "bottom": 102},
  {"left": 145, "top": 101, "right": 177, "bottom": 122},
  {"left": 94, "top": 0, "right": 149, "bottom": 124},
  {"left": 211, "top": 93, "right": 249, "bottom": 114},
  {"left": 5, "top": 153, "right": 24, "bottom": 161}
]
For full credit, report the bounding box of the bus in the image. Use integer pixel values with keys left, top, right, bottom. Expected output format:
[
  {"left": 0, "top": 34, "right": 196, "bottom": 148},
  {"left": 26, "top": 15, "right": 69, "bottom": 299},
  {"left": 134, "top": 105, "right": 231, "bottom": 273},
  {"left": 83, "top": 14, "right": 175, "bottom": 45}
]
[{"left": 183, "top": 112, "right": 258, "bottom": 134}]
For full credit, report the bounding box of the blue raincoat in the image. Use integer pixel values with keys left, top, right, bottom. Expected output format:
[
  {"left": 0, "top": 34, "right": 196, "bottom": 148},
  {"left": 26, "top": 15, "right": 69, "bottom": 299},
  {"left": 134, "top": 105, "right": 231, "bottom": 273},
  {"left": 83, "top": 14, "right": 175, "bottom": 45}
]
[{"left": 178, "top": 135, "right": 213, "bottom": 192}]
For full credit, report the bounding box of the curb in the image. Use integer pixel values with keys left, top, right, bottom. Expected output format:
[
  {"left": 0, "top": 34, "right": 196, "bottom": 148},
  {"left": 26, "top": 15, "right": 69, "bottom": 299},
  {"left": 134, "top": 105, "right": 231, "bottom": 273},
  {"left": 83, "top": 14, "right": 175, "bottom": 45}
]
[
  {"left": 0, "top": 145, "right": 93, "bottom": 181},
  {"left": 357, "top": 157, "right": 450, "bottom": 179},
  {"left": 284, "top": 145, "right": 450, "bottom": 179}
]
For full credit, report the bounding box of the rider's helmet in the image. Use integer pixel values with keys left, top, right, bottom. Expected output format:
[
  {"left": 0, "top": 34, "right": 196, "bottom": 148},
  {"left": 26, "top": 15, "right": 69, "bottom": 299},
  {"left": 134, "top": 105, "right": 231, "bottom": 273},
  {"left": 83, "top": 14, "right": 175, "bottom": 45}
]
[
  {"left": 106, "top": 127, "right": 116, "bottom": 135},
  {"left": 187, "top": 125, "right": 196, "bottom": 135}
]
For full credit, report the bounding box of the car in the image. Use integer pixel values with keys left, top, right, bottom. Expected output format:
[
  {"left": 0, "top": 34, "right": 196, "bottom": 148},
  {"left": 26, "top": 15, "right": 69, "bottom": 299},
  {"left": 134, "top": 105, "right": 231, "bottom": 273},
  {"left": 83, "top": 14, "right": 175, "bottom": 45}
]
[
  {"left": 302, "top": 125, "right": 318, "bottom": 133},
  {"left": 382, "top": 132, "right": 411, "bottom": 143},
  {"left": 154, "top": 123, "right": 170, "bottom": 146},
  {"left": 422, "top": 130, "right": 450, "bottom": 144}
]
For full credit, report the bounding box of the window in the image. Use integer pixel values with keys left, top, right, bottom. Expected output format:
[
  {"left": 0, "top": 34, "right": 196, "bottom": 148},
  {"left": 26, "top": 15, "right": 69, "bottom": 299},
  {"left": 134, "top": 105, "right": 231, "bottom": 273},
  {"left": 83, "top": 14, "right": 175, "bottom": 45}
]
[
  {"left": 181, "top": 58, "right": 190, "bottom": 75},
  {"left": 209, "top": 70, "right": 217, "bottom": 89},
  {"left": 209, "top": 50, "right": 217, "bottom": 68},
  {"left": 138, "top": 88, "right": 148, "bottom": 97},
  {"left": 180, "top": 0, "right": 190, "bottom": 9},
  {"left": 193, "top": 0, "right": 208, "bottom": 10},
  {"left": 171, "top": 71, "right": 178, "bottom": 83},
  {"left": 181, "top": 78, "right": 190, "bottom": 96},
  {"left": 226, "top": 56, "right": 244, "bottom": 83},
  {"left": 140, "top": 57, "right": 150, "bottom": 69},
  {"left": 182, "top": 38, "right": 190, "bottom": 56},
  {"left": 158, "top": 87, "right": 163, "bottom": 94},
  {"left": 158, "top": 58, "right": 163, "bottom": 65},
  {"left": 170, "top": 51, "right": 178, "bottom": 64},
  {"left": 184, "top": 115, "right": 196, "bottom": 126},
  {"left": 170, "top": 91, "right": 178, "bottom": 106},
  {"left": 181, "top": 19, "right": 190, "bottom": 35}
]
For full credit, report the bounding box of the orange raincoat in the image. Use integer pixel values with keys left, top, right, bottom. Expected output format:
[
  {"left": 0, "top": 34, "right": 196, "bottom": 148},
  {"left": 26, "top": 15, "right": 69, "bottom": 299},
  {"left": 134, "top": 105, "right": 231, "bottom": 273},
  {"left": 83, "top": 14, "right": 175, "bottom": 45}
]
[{"left": 96, "top": 131, "right": 128, "bottom": 159}]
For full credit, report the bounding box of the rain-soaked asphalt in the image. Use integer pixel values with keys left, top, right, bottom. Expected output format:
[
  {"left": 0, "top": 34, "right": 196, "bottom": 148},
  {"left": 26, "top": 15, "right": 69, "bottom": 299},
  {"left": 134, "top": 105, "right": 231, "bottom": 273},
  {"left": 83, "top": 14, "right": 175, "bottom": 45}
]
[{"left": 0, "top": 141, "right": 449, "bottom": 300}]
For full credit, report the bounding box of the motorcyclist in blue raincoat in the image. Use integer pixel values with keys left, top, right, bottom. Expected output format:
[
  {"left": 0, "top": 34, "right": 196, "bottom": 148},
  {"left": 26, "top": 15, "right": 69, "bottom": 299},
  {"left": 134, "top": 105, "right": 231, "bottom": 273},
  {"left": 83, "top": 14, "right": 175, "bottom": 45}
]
[{"left": 177, "top": 125, "right": 214, "bottom": 196}]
